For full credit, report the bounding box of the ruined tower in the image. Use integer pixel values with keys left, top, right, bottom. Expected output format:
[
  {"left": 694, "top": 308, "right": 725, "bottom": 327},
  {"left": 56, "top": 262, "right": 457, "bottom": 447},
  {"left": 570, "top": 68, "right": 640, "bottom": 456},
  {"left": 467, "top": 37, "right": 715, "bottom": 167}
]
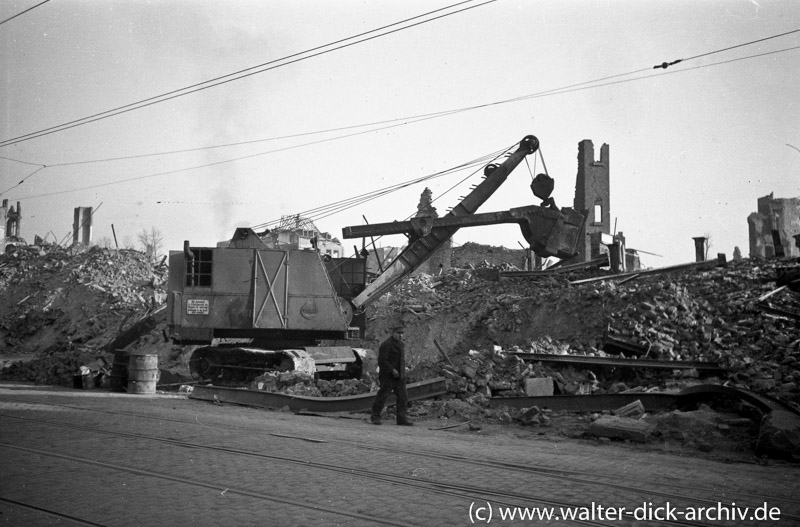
[
  {"left": 413, "top": 187, "right": 451, "bottom": 275},
  {"left": 572, "top": 140, "right": 610, "bottom": 262},
  {"left": 2, "top": 199, "right": 22, "bottom": 239},
  {"left": 748, "top": 193, "right": 800, "bottom": 258},
  {"left": 73, "top": 206, "right": 93, "bottom": 246}
]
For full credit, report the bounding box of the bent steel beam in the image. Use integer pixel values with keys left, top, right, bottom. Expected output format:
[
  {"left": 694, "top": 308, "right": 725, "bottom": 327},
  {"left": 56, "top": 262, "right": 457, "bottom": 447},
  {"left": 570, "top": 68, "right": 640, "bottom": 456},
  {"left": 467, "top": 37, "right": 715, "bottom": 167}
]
[
  {"left": 508, "top": 352, "right": 725, "bottom": 373},
  {"left": 189, "top": 377, "right": 447, "bottom": 413}
]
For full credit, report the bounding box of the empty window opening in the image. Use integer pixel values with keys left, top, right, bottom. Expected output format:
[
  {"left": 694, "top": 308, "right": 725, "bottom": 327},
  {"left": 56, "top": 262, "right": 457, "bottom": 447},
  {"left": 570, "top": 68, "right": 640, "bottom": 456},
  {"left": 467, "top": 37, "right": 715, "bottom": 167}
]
[{"left": 593, "top": 203, "right": 603, "bottom": 224}]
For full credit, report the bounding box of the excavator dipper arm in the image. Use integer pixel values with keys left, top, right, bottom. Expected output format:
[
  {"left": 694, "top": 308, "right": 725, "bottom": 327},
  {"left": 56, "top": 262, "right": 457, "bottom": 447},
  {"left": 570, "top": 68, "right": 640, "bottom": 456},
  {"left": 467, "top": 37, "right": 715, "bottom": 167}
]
[{"left": 345, "top": 135, "right": 542, "bottom": 309}]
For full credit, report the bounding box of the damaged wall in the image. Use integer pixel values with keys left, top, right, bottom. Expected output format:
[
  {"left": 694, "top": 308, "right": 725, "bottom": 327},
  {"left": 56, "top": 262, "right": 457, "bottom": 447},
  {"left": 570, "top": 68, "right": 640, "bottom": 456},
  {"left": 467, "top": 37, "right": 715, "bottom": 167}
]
[
  {"left": 2, "top": 200, "right": 23, "bottom": 251},
  {"left": 0, "top": 200, "right": 6, "bottom": 240},
  {"left": 572, "top": 140, "right": 610, "bottom": 262},
  {"left": 3, "top": 200, "right": 22, "bottom": 238},
  {"left": 72, "top": 207, "right": 93, "bottom": 246},
  {"left": 748, "top": 193, "right": 800, "bottom": 258}
]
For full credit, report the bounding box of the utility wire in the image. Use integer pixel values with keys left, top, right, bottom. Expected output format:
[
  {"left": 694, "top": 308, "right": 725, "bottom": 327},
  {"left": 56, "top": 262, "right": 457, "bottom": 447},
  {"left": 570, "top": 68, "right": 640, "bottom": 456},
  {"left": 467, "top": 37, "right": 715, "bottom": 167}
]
[
  {"left": 250, "top": 156, "right": 501, "bottom": 230},
  {"left": 277, "top": 144, "right": 512, "bottom": 251},
  {"left": 5, "top": 43, "right": 799, "bottom": 200},
  {"left": 5, "top": 19, "right": 792, "bottom": 151},
  {"left": 0, "top": 155, "right": 45, "bottom": 167},
  {"left": 0, "top": 0, "right": 50, "bottom": 26},
  {"left": 0, "top": 0, "right": 495, "bottom": 148},
  {"left": 7, "top": 30, "right": 797, "bottom": 168},
  {"left": 6, "top": 111, "right": 459, "bottom": 200},
  {"left": 248, "top": 146, "right": 509, "bottom": 231},
  {"left": 17, "top": 106, "right": 469, "bottom": 169},
  {"left": 655, "top": 27, "right": 800, "bottom": 69},
  {"left": 0, "top": 166, "right": 45, "bottom": 195}
]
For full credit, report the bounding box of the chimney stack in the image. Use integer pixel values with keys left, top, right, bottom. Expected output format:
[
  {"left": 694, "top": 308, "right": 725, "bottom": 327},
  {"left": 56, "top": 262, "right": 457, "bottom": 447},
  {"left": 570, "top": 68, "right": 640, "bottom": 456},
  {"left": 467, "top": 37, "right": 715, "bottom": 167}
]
[{"left": 692, "top": 237, "right": 707, "bottom": 262}]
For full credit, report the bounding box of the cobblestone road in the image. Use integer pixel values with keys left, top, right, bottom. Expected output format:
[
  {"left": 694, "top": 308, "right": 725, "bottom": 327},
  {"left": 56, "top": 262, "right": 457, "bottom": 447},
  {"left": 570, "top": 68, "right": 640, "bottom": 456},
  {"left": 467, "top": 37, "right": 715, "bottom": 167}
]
[{"left": 1, "top": 382, "right": 798, "bottom": 526}]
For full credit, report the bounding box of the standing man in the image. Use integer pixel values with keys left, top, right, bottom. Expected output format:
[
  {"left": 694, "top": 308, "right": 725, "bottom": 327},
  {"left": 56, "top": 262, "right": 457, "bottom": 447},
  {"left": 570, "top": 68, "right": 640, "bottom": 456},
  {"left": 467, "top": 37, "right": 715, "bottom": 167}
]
[{"left": 371, "top": 325, "right": 413, "bottom": 426}]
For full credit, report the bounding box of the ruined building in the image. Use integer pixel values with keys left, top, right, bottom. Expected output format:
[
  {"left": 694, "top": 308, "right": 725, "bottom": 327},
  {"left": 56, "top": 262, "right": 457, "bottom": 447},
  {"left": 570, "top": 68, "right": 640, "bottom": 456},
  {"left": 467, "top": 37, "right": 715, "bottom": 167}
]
[
  {"left": 73, "top": 206, "right": 93, "bottom": 246},
  {"left": 413, "top": 187, "right": 451, "bottom": 276},
  {"left": 572, "top": 140, "right": 611, "bottom": 262},
  {"left": 2, "top": 199, "right": 23, "bottom": 252},
  {"left": 263, "top": 214, "right": 344, "bottom": 257},
  {"left": 748, "top": 193, "right": 800, "bottom": 258},
  {"left": 363, "top": 188, "right": 452, "bottom": 278},
  {"left": 567, "top": 140, "right": 640, "bottom": 271}
]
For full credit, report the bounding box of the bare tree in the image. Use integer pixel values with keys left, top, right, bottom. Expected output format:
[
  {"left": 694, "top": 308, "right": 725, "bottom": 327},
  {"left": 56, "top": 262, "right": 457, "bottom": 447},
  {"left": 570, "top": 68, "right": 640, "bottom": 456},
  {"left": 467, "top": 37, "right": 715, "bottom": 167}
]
[
  {"left": 138, "top": 227, "right": 164, "bottom": 263},
  {"left": 122, "top": 236, "right": 136, "bottom": 250},
  {"left": 704, "top": 232, "right": 712, "bottom": 260}
]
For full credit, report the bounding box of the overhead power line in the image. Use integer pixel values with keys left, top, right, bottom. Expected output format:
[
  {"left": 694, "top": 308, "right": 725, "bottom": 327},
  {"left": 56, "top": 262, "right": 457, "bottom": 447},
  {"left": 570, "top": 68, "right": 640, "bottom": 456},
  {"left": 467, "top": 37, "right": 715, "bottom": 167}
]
[
  {"left": 0, "top": 166, "right": 46, "bottom": 196},
  {"left": 5, "top": 24, "right": 797, "bottom": 169},
  {"left": 5, "top": 42, "right": 799, "bottom": 202},
  {"left": 0, "top": 0, "right": 50, "bottom": 26},
  {"left": 5, "top": 40, "right": 799, "bottom": 204},
  {"left": 247, "top": 145, "right": 512, "bottom": 232},
  {"left": 652, "top": 28, "right": 800, "bottom": 69},
  {"left": 0, "top": 0, "right": 496, "bottom": 148},
  {"left": 3, "top": 110, "right": 458, "bottom": 200}
]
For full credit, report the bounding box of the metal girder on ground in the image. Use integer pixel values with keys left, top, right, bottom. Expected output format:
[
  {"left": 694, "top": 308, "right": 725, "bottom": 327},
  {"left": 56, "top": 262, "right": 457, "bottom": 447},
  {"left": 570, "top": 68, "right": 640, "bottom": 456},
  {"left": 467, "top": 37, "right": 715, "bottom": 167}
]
[
  {"left": 490, "top": 392, "right": 679, "bottom": 412},
  {"left": 489, "top": 384, "right": 800, "bottom": 416},
  {"left": 678, "top": 384, "right": 800, "bottom": 416},
  {"left": 500, "top": 254, "right": 610, "bottom": 279},
  {"left": 508, "top": 352, "right": 725, "bottom": 373},
  {"left": 569, "top": 256, "right": 726, "bottom": 286},
  {"left": 189, "top": 377, "right": 447, "bottom": 413}
]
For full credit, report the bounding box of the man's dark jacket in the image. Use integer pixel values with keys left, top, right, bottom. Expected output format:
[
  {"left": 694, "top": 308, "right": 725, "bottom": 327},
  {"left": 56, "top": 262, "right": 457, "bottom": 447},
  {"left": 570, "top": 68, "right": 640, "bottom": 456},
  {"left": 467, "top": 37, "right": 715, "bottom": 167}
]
[{"left": 377, "top": 336, "right": 405, "bottom": 380}]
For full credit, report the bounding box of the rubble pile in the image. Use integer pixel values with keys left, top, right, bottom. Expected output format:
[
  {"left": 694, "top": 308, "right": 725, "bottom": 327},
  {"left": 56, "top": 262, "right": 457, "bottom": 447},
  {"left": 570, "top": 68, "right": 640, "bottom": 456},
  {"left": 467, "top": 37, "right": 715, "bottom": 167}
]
[
  {"left": 434, "top": 347, "right": 613, "bottom": 399},
  {"left": 605, "top": 261, "right": 800, "bottom": 402},
  {"left": 249, "top": 371, "right": 373, "bottom": 397},
  {"left": 372, "top": 257, "right": 800, "bottom": 410},
  {"left": 0, "top": 244, "right": 168, "bottom": 385}
]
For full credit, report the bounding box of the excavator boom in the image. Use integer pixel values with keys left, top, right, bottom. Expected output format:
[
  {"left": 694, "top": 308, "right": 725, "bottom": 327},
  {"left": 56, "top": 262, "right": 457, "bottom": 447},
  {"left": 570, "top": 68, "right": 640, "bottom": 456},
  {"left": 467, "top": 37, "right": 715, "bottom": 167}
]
[{"left": 344, "top": 135, "right": 583, "bottom": 309}]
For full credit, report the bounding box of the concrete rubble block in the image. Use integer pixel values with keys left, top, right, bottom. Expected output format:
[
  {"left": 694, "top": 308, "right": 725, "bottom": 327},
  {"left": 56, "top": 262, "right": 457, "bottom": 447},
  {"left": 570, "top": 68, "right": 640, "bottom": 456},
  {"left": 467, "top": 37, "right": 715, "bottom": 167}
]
[
  {"left": 524, "top": 377, "right": 554, "bottom": 396},
  {"left": 756, "top": 410, "right": 800, "bottom": 459},
  {"left": 488, "top": 380, "right": 513, "bottom": 391},
  {"left": 612, "top": 399, "right": 645, "bottom": 418},
  {"left": 588, "top": 415, "right": 655, "bottom": 443},
  {"left": 461, "top": 360, "right": 479, "bottom": 379},
  {"left": 518, "top": 405, "right": 550, "bottom": 426}
]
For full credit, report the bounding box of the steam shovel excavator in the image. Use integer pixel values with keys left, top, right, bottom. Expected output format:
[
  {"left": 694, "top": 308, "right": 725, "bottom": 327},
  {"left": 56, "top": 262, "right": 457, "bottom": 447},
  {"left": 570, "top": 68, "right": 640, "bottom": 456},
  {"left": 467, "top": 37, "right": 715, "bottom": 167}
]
[{"left": 166, "top": 134, "right": 584, "bottom": 386}]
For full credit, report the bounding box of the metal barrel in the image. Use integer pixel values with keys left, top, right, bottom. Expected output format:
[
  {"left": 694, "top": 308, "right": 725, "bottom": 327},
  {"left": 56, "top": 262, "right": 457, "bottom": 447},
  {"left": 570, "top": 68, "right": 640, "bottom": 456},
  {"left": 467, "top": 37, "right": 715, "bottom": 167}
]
[{"left": 127, "top": 353, "right": 159, "bottom": 394}]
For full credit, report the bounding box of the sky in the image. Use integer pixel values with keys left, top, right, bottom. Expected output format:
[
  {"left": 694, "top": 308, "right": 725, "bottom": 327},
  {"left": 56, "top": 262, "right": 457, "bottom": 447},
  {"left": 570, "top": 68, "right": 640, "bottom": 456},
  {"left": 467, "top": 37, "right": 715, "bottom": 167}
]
[{"left": 1, "top": 0, "right": 798, "bottom": 268}]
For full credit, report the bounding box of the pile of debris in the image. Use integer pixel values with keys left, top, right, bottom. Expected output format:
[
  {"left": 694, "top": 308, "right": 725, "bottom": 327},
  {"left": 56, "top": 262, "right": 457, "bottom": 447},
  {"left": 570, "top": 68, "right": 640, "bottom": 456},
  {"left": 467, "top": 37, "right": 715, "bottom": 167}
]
[
  {"left": 249, "top": 371, "right": 374, "bottom": 398},
  {"left": 0, "top": 244, "right": 169, "bottom": 385},
  {"left": 434, "top": 346, "right": 615, "bottom": 398},
  {"left": 373, "top": 256, "right": 800, "bottom": 410}
]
